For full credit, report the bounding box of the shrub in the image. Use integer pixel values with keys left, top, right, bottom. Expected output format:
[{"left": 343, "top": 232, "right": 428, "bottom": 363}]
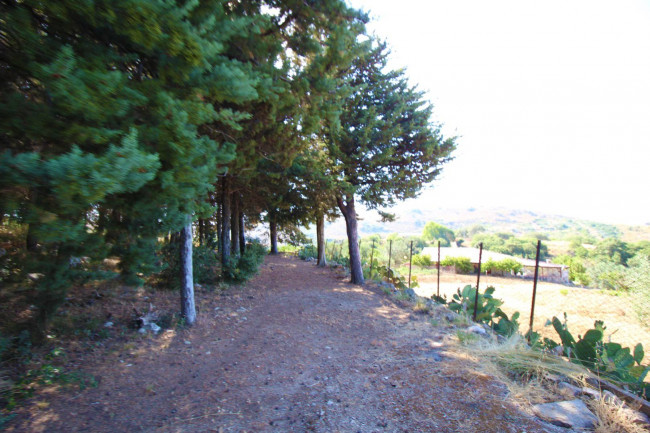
[
  {"left": 223, "top": 240, "right": 266, "bottom": 283},
  {"left": 298, "top": 245, "right": 317, "bottom": 261},
  {"left": 412, "top": 254, "right": 432, "bottom": 267},
  {"left": 441, "top": 256, "right": 473, "bottom": 274},
  {"left": 483, "top": 258, "right": 522, "bottom": 275},
  {"left": 158, "top": 242, "right": 219, "bottom": 288}
]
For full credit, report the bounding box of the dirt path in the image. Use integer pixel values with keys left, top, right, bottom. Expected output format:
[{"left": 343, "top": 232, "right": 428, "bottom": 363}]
[{"left": 9, "top": 255, "right": 559, "bottom": 432}]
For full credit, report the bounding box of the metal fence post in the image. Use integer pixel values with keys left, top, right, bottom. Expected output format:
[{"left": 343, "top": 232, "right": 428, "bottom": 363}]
[
  {"left": 408, "top": 240, "right": 414, "bottom": 289},
  {"left": 370, "top": 239, "right": 375, "bottom": 277},
  {"left": 528, "top": 240, "right": 542, "bottom": 340},
  {"left": 388, "top": 239, "right": 393, "bottom": 270},
  {"left": 473, "top": 243, "right": 483, "bottom": 321},
  {"left": 437, "top": 240, "right": 441, "bottom": 297}
]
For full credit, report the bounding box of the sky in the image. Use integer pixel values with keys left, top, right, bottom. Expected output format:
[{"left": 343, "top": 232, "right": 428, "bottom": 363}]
[{"left": 346, "top": 0, "right": 650, "bottom": 225}]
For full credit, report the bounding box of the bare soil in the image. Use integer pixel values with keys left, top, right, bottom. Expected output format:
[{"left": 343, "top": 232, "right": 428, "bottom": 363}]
[{"left": 8, "top": 255, "right": 563, "bottom": 432}]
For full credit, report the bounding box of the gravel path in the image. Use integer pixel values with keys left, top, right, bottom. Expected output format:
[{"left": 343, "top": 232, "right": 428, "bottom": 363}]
[{"left": 9, "top": 255, "right": 559, "bottom": 432}]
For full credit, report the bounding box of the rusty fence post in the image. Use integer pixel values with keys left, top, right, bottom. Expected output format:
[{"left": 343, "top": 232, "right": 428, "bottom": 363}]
[
  {"left": 408, "top": 240, "right": 414, "bottom": 289},
  {"left": 473, "top": 243, "right": 483, "bottom": 322},
  {"left": 370, "top": 239, "right": 376, "bottom": 278},
  {"left": 437, "top": 240, "right": 441, "bottom": 297},
  {"left": 528, "top": 240, "right": 542, "bottom": 340}
]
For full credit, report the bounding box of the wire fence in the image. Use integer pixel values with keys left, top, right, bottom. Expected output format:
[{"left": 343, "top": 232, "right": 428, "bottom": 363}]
[{"left": 321, "top": 238, "right": 650, "bottom": 362}]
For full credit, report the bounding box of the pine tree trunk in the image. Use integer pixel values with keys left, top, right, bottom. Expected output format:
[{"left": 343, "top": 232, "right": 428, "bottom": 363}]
[
  {"left": 230, "top": 192, "right": 240, "bottom": 256},
  {"left": 316, "top": 211, "right": 327, "bottom": 267},
  {"left": 221, "top": 177, "right": 231, "bottom": 266},
  {"left": 239, "top": 209, "right": 246, "bottom": 255},
  {"left": 180, "top": 218, "right": 196, "bottom": 325},
  {"left": 197, "top": 218, "right": 204, "bottom": 246},
  {"left": 269, "top": 218, "right": 278, "bottom": 255},
  {"left": 216, "top": 193, "right": 222, "bottom": 254},
  {"left": 337, "top": 195, "right": 364, "bottom": 285}
]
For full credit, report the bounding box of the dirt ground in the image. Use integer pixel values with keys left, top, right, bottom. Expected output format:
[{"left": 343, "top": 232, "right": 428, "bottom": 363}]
[
  {"left": 416, "top": 272, "right": 650, "bottom": 364},
  {"left": 5, "top": 255, "right": 572, "bottom": 432}
]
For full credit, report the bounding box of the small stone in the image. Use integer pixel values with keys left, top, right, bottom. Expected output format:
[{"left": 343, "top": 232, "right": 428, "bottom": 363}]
[
  {"left": 557, "top": 382, "right": 581, "bottom": 397},
  {"left": 467, "top": 324, "right": 487, "bottom": 335},
  {"left": 620, "top": 406, "right": 650, "bottom": 425},
  {"left": 601, "top": 390, "right": 622, "bottom": 406},
  {"left": 103, "top": 321, "right": 114, "bottom": 328},
  {"left": 403, "top": 288, "right": 416, "bottom": 299},
  {"left": 138, "top": 328, "right": 147, "bottom": 334},
  {"left": 184, "top": 340, "right": 192, "bottom": 345},
  {"left": 533, "top": 399, "right": 597, "bottom": 429},
  {"left": 580, "top": 387, "right": 601, "bottom": 400},
  {"left": 149, "top": 322, "right": 161, "bottom": 334}
]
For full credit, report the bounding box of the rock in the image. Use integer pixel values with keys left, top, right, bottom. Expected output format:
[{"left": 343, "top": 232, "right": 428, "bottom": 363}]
[
  {"left": 581, "top": 386, "right": 601, "bottom": 400},
  {"left": 149, "top": 322, "right": 161, "bottom": 334},
  {"left": 184, "top": 340, "right": 191, "bottom": 345},
  {"left": 620, "top": 406, "right": 650, "bottom": 425},
  {"left": 403, "top": 288, "right": 416, "bottom": 299},
  {"left": 443, "top": 312, "right": 458, "bottom": 322},
  {"left": 138, "top": 327, "right": 147, "bottom": 334},
  {"left": 557, "top": 382, "right": 581, "bottom": 397},
  {"left": 103, "top": 321, "right": 114, "bottom": 328},
  {"left": 532, "top": 399, "right": 597, "bottom": 429},
  {"left": 467, "top": 324, "right": 487, "bottom": 335},
  {"left": 601, "top": 390, "right": 622, "bottom": 406}
]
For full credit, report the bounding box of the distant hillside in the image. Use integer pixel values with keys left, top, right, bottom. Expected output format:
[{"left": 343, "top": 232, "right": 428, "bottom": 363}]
[{"left": 323, "top": 206, "right": 650, "bottom": 243}]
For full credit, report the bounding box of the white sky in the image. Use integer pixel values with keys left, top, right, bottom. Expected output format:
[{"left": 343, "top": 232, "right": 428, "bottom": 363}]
[{"left": 347, "top": 0, "right": 650, "bottom": 225}]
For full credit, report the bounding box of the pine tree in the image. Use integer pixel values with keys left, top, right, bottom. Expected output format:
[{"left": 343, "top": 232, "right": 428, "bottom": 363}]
[{"left": 327, "top": 41, "right": 456, "bottom": 284}]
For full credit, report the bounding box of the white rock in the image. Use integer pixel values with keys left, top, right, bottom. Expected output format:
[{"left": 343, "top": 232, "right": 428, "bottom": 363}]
[
  {"left": 103, "top": 321, "right": 114, "bottom": 328},
  {"left": 149, "top": 323, "right": 161, "bottom": 334},
  {"left": 533, "top": 399, "right": 597, "bottom": 429},
  {"left": 467, "top": 324, "right": 487, "bottom": 335}
]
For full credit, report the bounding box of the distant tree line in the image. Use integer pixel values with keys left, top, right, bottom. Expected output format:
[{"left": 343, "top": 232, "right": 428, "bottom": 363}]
[{"left": 0, "top": 0, "right": 455, "bottom": 338}]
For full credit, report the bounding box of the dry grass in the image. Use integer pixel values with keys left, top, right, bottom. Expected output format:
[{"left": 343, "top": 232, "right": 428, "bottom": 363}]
[
  {"left": 459, "top": 334, "right": 589, "bottom": 406},
  {"left": 589, "top": 397, "right": 649, "bottom": 433}
]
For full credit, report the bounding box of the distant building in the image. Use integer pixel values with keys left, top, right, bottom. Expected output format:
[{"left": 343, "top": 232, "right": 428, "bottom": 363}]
[{"left": 419, "top": 246, "right": 569, "bottom": 283}]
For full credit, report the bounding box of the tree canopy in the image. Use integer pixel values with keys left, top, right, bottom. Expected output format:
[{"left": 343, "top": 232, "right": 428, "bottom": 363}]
[{"left": 0, "top": 0, "right": 455, "bottom": 337}]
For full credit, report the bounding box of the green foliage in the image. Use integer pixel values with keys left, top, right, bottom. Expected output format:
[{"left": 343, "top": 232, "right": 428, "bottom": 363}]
[
  {"left": 593, "top": 238, "right": 632, "bottom": 265},
  {"left": 299, "top": 245, "right": 318, "bottom": 261},
  {"left": 553, "top": 255, "right": 590, "bottom": 286},
  {"left": 421, "top": 222, "right": 455, "bottom": 246},
  {"left": 545, "top": 316, "right": 650, "bottom": 398},
  {"left": 158, "top": 241, "right": 219, "bottom": 289},
  {"left": 483, "top": 258, "right": 522, "bottom": 275},
  {"left": 375, "top": 265, "right": 417, "bottom": 290},
  {"left": 448, "top": 285, "right": 520, "bottom": 337},
  {"left": 223, "top": 240, "right": 267, "bottom": 283},
  {"left": 412, "top": 254, "right": 432, "bottom": 267},
  {"left": 440, "top": 256, "right": 473, "bottom": 274},
  {"left": 588, "top": 259, "right": 628, "bottom": 291},
  {"left": 471, "top": 234, "right": 548, "bottom": 260}
]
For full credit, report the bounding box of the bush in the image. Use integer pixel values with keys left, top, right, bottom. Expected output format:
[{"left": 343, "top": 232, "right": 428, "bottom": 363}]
[
  {"left": 483, "top": 258, "right": 522, "bottom": 275},
  {"left": 223, "top": 240, "right": 266, "bottom": 283},
  {"left": 158, "top": 242, "right": 219, "bottom": 288},
  {"left": 412, "top": 254, "right": 432, "bottom": 267},
  {"left": 298, "top": 245, "right": 317, "bottom": 261},
  {"left": 441, "top": 256, "right": 473, "bottom": 274}
]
